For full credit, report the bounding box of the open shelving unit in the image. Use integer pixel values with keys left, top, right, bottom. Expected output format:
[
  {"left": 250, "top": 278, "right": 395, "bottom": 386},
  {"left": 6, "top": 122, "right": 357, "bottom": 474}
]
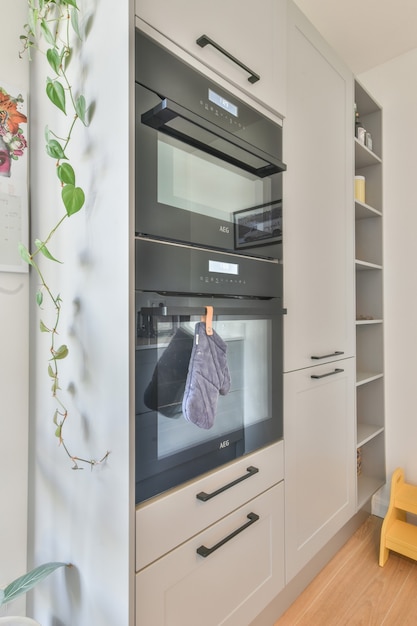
[{"left": 354, "top": 80, "right": 386, "bottom": 510}]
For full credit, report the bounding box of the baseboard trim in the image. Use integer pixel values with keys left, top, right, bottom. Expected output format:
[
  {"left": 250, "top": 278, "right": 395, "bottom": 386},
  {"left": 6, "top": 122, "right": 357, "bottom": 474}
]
[
  {"left": 371, "top": 485, "right": 390, "bottom": 519},
  {"left": 250, "top": 509, "right": 369, "bottom": 625}
]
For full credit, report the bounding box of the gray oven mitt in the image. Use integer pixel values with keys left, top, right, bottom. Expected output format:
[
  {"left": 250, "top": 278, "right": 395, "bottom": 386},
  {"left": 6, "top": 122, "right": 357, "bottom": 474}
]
[{"left": 182, "top": 322, "right": 231, "bottom": 430}]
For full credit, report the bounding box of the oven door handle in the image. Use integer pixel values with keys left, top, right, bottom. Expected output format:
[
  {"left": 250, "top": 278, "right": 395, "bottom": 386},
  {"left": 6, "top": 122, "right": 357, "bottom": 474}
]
[
  {"left": 141, "top": 98, "right": 286, "bottom": 178},
  {"left": 139, "top": 304, "right": 280, "bottom": 318}
]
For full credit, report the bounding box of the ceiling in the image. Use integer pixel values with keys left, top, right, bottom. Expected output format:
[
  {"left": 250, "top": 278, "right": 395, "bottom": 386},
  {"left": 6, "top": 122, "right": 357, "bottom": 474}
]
[{"left": 293, "top": 0, "right": 417, "bottom": 74}]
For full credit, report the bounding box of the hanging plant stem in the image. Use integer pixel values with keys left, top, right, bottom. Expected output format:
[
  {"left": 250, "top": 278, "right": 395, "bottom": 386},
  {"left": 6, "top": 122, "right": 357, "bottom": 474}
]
[{"left": 19, "top": 0, "right": 109, "bottom": 469}]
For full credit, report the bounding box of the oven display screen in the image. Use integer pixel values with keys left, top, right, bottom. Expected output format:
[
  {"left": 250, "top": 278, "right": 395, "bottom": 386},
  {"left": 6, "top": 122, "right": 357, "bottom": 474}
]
[
  {"left": 208, "top": 89, "right": 238, "bottom": 118},
  {"left": 209, "top": 260, "right": 239, "bottom": 275}
]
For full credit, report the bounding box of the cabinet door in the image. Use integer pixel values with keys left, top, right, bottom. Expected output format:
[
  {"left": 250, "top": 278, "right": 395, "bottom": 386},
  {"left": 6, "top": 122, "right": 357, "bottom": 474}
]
[
  {"left": 283, "top": 2, "right": 354, "bottom": 372},
  {"left": 284, "top": 358, "right": 355, "bottom": 582},
  {"left": 136, "top": 0, "right": 286, "bottom": 117},
  {"left": 136, "top": 482, "right": 284, "bottom": 626}
]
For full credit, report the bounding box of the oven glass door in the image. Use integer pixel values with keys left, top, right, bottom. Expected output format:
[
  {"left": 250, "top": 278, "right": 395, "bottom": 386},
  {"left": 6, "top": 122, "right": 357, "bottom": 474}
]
[
  {"left": 135, "top": 293, "right": 282, "bottom": 504},
  {"left": 135, "top": 83, "right": 283, "bottom": 257}
]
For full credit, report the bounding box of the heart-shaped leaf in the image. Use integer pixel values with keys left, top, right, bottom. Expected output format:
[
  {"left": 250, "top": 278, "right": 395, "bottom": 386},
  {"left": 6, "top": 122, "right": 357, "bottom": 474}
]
[
  {"left": 40, "top": 19, "right": 55, "bottom": 46},
  {"left": 18, "top": 243, "right": 33, "bottom": 266},
  {"left": 46, "top": 138, "right": 67, "bottom": 160},
  {"left": 46, "top": 78, "right": 66, "bottom": 114},
  {"left": 57, "top": 162, "right": 75, "bottom": 185},
  {"left": 62, "top": 184, "right": 85, "bottom": 216},
  {"left": 40, "top": 320, "right": 51, "bottom": 333},
  {"left": 35, "top": 239, "right": 62, "bottom": 263},
  {"left": 70, "top": 6, "right": 81, "bottom": 39},
  {"left": 53, "top": 345, "right": 69, "bottom": 360},
  {"left": 47, "top": 47, "right": 61, "bottom": 74}
]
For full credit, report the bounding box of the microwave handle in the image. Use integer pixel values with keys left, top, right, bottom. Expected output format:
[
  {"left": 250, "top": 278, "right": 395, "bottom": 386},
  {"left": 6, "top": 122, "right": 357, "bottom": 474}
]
[
  {"left": 141, "top": 98, "right": 286, "bottom": 178},
  {"left": 196, "top": 34, "right": 260, "bottom": 84}
]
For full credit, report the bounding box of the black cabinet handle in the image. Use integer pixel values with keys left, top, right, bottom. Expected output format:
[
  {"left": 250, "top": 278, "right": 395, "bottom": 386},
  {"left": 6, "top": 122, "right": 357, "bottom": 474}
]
[
  {"left": 197, "top": 513, "right": 259, "bottom": 557},
  {"left": 311, "top": 368, "right": 344, "bottom": 380},
  {"left": 311, "top": 351, "right": 344, "bottom": 360},
  {"left": 196, "top": 466, "right": 259, "bottom": 502},
  {"left": 196, "top": 35, "right": 260, "bottom": 84}
]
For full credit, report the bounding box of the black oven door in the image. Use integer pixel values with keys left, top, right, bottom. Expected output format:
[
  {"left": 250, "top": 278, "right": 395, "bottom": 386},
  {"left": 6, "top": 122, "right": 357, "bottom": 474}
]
[
  {"left": 135, "top": 292, "right": 283, "bottom": 504},
  {"left": 135, "top": 82, "right": 284, "bottom": 259}
]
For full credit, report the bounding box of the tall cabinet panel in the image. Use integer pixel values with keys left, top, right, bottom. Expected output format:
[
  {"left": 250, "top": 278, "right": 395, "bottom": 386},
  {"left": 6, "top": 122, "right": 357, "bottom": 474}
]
[
  {"left": 283, "top": 3, "right": 354, "bottom": 374},
  {"left": 354, "top": 81, "right": 386, "bottom": 508},
  {"left": 283, "top": 2, "right": 355, "bottom": 583}
]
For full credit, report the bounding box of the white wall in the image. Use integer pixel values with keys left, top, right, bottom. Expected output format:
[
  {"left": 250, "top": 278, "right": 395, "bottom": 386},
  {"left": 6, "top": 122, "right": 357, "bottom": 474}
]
[
  {"left": 27, "top": 0, "right": 134, "bottom": 624},
  {"left": 359, "top": 49, "right": 417, "bottom": 513},
  {"left": 0, "top": 0, "right": 29, "bottom": 617}
]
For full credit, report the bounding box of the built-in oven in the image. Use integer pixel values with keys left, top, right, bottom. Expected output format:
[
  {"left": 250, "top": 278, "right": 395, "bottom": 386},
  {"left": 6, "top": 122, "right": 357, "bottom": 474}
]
[
  {"left": 135, "top": 239, "right": 283, "bottom": 504},
  {"left": 135, "top": 30, "right": 286, "bottom": 505},
  {"left": 135, "top": 30, "right": 286, "bottom": 260}
]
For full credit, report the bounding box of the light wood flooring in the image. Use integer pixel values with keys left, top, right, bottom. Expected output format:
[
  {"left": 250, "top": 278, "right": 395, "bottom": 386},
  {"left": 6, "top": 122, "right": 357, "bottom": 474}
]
[{"left": 274, "top": 515, "right": 417, "bottom": 625}]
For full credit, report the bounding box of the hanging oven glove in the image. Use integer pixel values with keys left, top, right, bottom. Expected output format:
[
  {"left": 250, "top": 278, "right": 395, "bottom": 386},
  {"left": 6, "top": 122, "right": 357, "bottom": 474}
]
[
  {"left": 182, "top": 322, "right": 231, "bottom": 430},
  {"left": 144, "top": 327, "right": 194, "bottom": 418}
]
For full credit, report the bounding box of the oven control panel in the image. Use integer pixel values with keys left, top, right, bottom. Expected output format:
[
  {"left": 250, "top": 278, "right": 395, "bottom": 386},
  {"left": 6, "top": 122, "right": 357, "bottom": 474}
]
[{"left": 136, "top": 236, "right": 282, "bottom": 299}]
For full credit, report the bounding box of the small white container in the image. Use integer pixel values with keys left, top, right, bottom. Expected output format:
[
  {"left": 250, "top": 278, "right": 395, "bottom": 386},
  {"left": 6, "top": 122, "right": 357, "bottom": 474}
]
[
  {"left": 357, "top": 126, "right": 366, "bottom": 144},
  {"left": 354, "top": 175, "right": 366, "bottom": 203}
]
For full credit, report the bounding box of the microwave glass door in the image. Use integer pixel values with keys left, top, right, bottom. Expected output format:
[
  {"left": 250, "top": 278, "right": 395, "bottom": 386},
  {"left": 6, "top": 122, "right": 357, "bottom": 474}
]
[{"left": 157, "top": 133, "right": 272, "bottom": 221}]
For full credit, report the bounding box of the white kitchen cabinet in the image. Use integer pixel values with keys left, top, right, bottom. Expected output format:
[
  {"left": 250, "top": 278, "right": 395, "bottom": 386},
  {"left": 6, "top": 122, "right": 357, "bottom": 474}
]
[
  {"left": 283, "top": 1, "right": 354, "bottom": 372},
  {"left": 135, "top": 0, "right": 287, "bottom": 117},
  {"left": 284, "top": 358, "right": 356, "bottom": 582},
  {"left": 136, "top": 482, "right": 284, "bottom": 626}
]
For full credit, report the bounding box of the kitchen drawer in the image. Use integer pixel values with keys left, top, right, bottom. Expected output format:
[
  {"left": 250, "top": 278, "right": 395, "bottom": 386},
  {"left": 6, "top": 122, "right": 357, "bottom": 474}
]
[
  {"left": 136, "top": 440, "right": 283, "bottom": 570},
  {"left": 136, "top": 481, "right": 284, "bottom": 626}
]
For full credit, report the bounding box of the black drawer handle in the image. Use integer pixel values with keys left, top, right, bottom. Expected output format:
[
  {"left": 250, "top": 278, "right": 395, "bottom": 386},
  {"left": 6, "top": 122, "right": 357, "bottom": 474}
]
[
  {"left": 197, "top": 512, "right": 259, "bottom": 558},
  {"left": 196, "top": 466, "right": 259, "bottom": 502},
  {"left": 311, "top": 368, "right": 344, "bottom": 380},
  {"left": 311, "top": 351, "right": 344, "bottom": 360},
  {"left": 196, "top": 35, "right": 260, "bottom": 84}
]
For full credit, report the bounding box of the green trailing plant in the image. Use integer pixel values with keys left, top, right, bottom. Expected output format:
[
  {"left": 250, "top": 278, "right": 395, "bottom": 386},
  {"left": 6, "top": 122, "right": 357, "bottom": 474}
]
[
  {"left": 0, "top": 562, "right": 69, "bottom": 608},
  {"left": 17, "top": 0, "right": 109, "bottom": 469}
]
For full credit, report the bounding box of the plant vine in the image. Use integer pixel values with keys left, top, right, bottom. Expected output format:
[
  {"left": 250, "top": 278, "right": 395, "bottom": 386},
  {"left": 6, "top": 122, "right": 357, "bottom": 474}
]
[{"left": 17, "top": 0, "right": 109, "bottom": 469}]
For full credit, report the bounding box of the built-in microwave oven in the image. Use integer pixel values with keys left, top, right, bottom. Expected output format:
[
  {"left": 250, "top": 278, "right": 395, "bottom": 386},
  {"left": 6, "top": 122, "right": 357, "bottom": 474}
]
[{"left": 135, "top": 30, "right": 286, "bottom": 260}]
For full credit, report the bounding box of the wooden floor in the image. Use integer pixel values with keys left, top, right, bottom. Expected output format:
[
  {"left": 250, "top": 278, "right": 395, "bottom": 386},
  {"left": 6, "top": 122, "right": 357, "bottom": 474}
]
[{"left": 274, "top": 515, "right": 417, "bottom": 625}]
